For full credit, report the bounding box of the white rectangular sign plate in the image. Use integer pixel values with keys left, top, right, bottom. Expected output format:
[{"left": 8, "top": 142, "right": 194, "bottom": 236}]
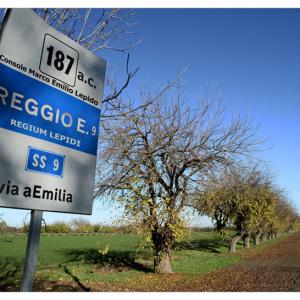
[{"left": 0, "top": 9, "right": 106, "bottom": 214}]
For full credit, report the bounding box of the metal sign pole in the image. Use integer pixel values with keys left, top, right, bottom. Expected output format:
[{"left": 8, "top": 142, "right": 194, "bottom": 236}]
[{"left": 20, "top": 210, "right": 43, "bottom": 292}]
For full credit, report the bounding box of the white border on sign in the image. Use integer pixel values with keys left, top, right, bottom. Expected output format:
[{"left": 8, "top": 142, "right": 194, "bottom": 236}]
[
  {"left": 5, "top": 291, "right": 300, "bottom": 299},
  {"left": 0, "top": 0, "right": 300, "bottom": 8},
  {"left": 1, "top": 1, "right": 300, "bottom": 300}
]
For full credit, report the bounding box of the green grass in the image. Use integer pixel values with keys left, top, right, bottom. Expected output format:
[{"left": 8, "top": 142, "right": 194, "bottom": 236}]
[
  {"left": 0, "top": 231, "right": 287, "bottom": 289},
  {"left": 173, "top": 231, "right": 240, "bottom": 274}
]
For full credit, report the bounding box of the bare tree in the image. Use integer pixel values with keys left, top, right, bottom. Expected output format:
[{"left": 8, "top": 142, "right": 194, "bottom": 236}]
[
  {"left": 95, "top": 81, "right": 261, "bottom": 273},
  {"left": 32, "top": 8, "right": 145, "bottom": 118}
]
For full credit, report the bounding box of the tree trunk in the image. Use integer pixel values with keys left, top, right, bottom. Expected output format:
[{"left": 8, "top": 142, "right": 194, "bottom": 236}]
[
  {"left": 243, "top": 234, "right": 250, "bottom": 248},
  {"left": 229, "top": 235, "right": 241, "bottom": 253},
  {"left": 151, "top": 227, "right": 173, "bottom": 274},
  {"left": 262, "top": 234, "right": 267, "bottom": 242},
  {"left": 153, "top": 247, "right": 173, "bottom": 273},
  {"left": 268, "top": 233, "right": 272, "bottom": 240},
  {"left": 254, "top": 233, "right": 261, "bottom": 245},
  {"left": 155, "top": 250, "right": 172, "bottom": 273}
]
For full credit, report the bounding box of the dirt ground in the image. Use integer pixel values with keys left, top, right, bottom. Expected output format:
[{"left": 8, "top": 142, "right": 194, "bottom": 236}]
[
  {"left": 31, "top": 231, "right": 300, "bottom": 292},
  {"left": 177, "top": 230, "right": 300, "bottom": 292}
]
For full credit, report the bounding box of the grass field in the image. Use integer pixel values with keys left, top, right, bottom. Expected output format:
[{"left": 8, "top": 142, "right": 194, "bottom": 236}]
[{"left": 0, "top": 231, "right": 286, "bottom": 291}]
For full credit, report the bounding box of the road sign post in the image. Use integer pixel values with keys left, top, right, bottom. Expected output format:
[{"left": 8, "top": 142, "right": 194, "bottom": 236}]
[
  {"left": 20, "top": 210, "right": 43, "bottom": 292},
  {"left": 0, "top": 9, "right": 106, "bottom": 291}
]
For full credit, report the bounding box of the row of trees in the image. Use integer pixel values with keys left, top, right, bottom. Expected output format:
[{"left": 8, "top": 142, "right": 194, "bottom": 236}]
[
  {"left": 193, "top": 164, "right": 299, "bottom": 253},
  {"left": 95, "top": 85, "right": 300, "bottom": 273}
]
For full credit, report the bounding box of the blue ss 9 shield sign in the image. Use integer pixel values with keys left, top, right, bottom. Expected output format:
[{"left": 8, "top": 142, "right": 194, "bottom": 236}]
[{"left": 26, "top": 147, "right": 65, "bottom": 177}]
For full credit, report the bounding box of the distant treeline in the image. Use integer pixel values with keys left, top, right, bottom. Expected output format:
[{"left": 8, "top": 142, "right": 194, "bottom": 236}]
[
  {"left": 0, "top": 218, "right": 134, "bottom": 234},
  {"left": 0, "top": 217, "right": 214, "bottom": 234}
]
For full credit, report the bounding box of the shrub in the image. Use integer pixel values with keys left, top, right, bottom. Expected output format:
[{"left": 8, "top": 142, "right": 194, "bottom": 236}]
[{"left": 46, "top": 222, "right": 70, "bottom": 233}]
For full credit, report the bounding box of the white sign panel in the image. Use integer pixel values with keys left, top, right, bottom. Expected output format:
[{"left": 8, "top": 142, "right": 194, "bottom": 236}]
[{"left": 0, "top": 9, "right": 106, "bottom": 214}]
